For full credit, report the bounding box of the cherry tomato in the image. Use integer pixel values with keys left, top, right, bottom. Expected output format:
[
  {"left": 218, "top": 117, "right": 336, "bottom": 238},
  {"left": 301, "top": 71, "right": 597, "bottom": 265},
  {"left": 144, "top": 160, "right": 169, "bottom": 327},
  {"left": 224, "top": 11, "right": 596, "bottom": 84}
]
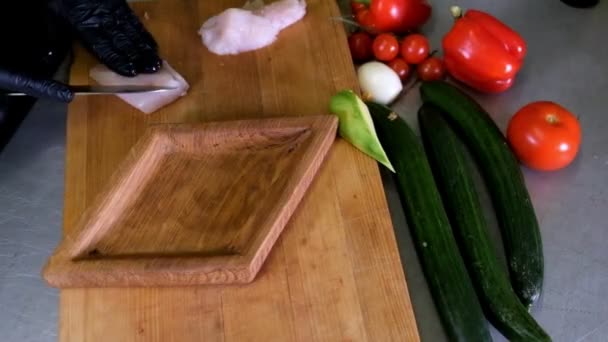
[
  {"left": 348, "top": 32, "right": 373, "bottom": 62},
  {"left": 401, "top": 34, "right": 430, "bottom": 64},
  {"left": 372, "top": 33, "right": 399, "bottom": 61},
  {"left": 387, "top": 58, "right": 411, "bottom": 81},
  {"left": 417, "top": 57, "right": 446, "bottom": 81},
  {"left": 507, "top": 101, "right": 582, "bottom": 171},
  {"left": 350, "top": 0, "right": 367, "bottom": 13},
  {"left": 355, "top": 9, "right": 378, "bottom": 33}
]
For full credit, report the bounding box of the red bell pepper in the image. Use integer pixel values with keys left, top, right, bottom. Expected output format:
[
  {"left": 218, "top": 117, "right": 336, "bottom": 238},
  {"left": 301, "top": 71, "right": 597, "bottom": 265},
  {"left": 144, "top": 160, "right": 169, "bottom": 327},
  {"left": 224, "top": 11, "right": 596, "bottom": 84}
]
[
  {"left": 442, "top": 8, "right": 527, "bottom": 93},
  {"left": 353, "top": 0, "right": 432, "bottom": 34}
]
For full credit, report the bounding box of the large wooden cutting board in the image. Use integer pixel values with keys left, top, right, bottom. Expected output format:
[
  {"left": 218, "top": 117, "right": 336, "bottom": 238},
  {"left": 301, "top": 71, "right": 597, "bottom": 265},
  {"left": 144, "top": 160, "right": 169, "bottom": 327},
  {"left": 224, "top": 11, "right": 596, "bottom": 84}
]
[{"left": 58, "top": 0, "right": 420, "bottom": 340}]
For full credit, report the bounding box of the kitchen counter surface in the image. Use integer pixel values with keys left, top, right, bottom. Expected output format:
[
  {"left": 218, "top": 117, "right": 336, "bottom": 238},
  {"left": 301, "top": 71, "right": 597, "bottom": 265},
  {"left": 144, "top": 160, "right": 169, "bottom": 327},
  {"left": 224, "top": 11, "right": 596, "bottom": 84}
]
[{"left": 1, "top": 1, "right": 607, "bottom": 341}]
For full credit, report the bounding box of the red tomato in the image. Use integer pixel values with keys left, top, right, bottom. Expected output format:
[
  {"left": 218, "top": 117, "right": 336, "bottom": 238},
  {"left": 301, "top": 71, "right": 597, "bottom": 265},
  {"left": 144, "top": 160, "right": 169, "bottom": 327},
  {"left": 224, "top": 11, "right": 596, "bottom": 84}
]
[
  {"left": 368, "top": 0, "right": 432, "bottom": 33},
  {"left": 507, "top": 101, "right": 582, "bottom": 171},
  {"left": 372, "top": 34, "right": 399, "bottom": 61},
  {"left": 387, "top": 58, "right": 411, "bottom": 80},
  {"left": 348, "top": 32, "right": 373, "bottom": 62},
  {"left": 355, "top": 9, "right": 378, "bottom": 33},
  {"left": 350, "top": 0, "right": 366, "bottom": 13},
  {"left": 417, "top": 57, "right": 446, "bottom": 81},
  {"left": 401, "top": 34, "right": 430, "bottom": 64}
]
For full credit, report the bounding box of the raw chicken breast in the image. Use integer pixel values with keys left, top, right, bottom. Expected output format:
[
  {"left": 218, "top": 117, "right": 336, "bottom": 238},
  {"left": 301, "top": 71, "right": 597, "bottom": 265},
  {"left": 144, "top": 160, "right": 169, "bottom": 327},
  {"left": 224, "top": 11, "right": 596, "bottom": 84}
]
[
  {"left": 253, "top": 0, "right": 307, "bottom": 30},
  {"left": 199, "top": 0, "right": 307, "bottom": 55},
  {"left": 199, "top": 8, "right": 280, "bottom": 55},
  {"left": 89, "top": 61, "right": 189, "bottom": 114}
]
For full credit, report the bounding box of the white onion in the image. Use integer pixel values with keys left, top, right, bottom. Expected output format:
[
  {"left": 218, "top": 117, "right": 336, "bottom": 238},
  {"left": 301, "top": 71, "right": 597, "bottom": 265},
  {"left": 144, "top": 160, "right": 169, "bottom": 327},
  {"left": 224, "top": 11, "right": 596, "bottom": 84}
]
[{"left": 357, "top": 61, "right": 403, "bottom": 105}]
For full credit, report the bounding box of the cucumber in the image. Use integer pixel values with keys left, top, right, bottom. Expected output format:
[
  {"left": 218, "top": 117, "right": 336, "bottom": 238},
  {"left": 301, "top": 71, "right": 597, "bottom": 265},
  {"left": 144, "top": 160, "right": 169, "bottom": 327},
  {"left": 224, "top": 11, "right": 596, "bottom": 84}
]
[
  {"left": 418, "top": 104, "right": 551, "bottom": 341},
  {"left": 366, "top": 101, "right": 492, "bottom": 342},
  {"left": 419, "top": 80, "right": 544, "bottom": 308}
]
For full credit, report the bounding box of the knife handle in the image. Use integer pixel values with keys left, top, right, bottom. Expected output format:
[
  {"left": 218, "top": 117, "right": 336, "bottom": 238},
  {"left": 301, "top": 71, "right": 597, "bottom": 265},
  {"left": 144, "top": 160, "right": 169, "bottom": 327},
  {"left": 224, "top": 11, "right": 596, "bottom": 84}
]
[{"left": 0, "top": 68, "right": 74, "bottom": 102}]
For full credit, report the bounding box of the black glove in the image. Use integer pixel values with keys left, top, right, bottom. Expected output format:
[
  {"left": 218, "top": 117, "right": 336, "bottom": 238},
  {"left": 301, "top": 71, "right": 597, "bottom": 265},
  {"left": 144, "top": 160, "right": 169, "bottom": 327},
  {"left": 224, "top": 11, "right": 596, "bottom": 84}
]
[
  {"left": 0, "top": 69, "right": 74, "bottom": 103},
  {"left": 0, "top": 4, "right": 73, "bottom": 151},
  {"left": 0, "top": 0, "right": 161, "bottom": 103},
  {"left": 49, "top": 0, "right": 162, "bottom": 77}
]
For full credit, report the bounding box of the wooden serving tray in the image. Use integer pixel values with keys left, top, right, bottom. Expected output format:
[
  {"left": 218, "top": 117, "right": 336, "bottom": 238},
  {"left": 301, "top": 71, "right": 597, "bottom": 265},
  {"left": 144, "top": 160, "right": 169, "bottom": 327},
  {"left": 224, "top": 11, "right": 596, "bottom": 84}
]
[{"left": 43, "top": 115, "right": 338, "bottom": 287}]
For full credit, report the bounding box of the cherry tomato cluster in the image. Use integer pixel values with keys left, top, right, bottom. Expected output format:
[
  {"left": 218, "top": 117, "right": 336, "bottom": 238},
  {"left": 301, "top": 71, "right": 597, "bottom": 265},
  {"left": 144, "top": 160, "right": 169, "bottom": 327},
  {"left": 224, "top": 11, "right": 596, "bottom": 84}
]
[
  {"left": 347, "top": 1, "right": 581, "bottom": 172},
  {"left": 348, "top": 30, "right": 446, "bottom": 83}
]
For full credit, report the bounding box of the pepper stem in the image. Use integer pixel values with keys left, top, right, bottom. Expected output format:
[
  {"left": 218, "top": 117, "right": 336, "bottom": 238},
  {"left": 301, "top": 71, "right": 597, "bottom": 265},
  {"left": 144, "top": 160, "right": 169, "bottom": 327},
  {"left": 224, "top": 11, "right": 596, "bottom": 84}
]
[{"left": 450, "top": 6, "right": 463, "bottom": 19}]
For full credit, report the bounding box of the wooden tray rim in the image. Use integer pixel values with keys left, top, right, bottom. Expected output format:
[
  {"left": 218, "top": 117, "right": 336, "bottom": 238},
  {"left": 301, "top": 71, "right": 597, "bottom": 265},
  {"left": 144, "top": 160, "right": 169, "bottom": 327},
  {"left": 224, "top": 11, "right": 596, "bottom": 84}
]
[{"left": 42, "top": 114, "right": 339, "bottom": 287}]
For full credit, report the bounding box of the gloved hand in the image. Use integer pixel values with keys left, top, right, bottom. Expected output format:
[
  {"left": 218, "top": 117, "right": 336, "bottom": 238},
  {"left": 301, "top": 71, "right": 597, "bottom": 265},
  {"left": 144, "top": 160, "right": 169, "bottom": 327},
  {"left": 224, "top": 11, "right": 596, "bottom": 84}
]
[
  {"left": 49, "top": 0, "right": 162, "bottom": 77},
  {"left": 0, "top": 69, "right": 75, "bottom": 102},
  {"left": 0, "top": 0, "right": 161, "bottom": 103}
]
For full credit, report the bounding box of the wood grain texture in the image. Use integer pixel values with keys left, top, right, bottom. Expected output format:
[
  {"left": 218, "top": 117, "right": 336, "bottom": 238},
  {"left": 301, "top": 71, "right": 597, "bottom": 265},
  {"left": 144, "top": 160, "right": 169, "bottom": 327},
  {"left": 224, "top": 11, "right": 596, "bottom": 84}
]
[
  {"left": 44, "top": 116, "right": 338, "bottom": 287},
  {"left": 56, "top": 0, "right": 420, "bottom": 340}
]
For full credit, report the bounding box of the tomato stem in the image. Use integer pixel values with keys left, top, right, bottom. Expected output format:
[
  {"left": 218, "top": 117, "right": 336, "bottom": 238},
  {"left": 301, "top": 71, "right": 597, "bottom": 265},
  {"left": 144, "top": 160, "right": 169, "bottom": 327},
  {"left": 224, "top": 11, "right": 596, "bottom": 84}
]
[
  {"left": 546, "top": 114, "right": 559, "bottom": 124},
  {"left": 330, "top": 16, "right": 368, "bottom": 31},
  {"left": 353, "top": 0, "right": 371, "bottom": 5},
  {"left": 404, "top": 78, "right": 422, "bottom": 93}
]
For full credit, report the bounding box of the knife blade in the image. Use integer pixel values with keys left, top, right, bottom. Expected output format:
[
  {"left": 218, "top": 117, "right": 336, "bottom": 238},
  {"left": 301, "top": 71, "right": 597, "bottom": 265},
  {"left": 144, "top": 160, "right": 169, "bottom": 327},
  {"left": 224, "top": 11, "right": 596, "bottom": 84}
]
[{"left": 3, "top": 85, "right": 180, "bottom": 96}]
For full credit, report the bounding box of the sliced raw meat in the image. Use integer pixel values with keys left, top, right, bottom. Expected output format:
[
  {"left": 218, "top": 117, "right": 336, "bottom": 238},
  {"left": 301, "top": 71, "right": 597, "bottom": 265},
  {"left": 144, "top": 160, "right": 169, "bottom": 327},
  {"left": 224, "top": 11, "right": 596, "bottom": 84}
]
[
  {"left": 253, "top": 0, "right": 307, "bottom": 30},
  {"left": 89, "top": 61, "right": 189, "bottom": 114},
  {"left": 199, "top": 0, "right": 307, "bottom": 55},
  {"left": 198, "top": 8, "right": 279, "bottom": 55}
]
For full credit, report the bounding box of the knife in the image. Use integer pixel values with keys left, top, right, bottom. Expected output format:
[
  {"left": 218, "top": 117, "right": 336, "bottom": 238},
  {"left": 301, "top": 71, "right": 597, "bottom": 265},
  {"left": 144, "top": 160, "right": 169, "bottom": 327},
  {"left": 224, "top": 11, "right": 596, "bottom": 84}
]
[{"left": 3, "top": 85, "right": 179, "bottom": 97}]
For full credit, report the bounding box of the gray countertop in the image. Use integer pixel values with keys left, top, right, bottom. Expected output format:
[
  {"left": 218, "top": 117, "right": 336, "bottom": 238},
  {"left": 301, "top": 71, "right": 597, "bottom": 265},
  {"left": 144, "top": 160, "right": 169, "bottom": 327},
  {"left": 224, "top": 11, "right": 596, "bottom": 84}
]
[{"left": 1, "top": 1, "right": 607, "bottom": 341}]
